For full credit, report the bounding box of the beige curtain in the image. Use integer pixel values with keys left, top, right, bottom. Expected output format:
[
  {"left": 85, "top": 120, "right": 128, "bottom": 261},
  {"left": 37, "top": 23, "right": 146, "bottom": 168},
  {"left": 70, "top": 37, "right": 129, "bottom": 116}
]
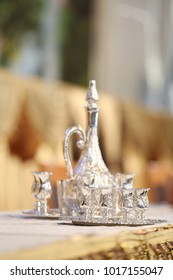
[
  {"left": 0, "top": 71, "right": 28, "bottom": 210},
  {"left": 0, "top": 70, "right": 38, "bottom": 210},
  {"left": 25, "top": 78, "right": 68, "bottom": 165}
]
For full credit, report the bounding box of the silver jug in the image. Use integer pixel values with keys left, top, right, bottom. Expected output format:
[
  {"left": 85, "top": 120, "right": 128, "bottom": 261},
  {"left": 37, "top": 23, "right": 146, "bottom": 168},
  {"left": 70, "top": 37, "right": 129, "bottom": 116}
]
[{"left": 63, "top": 80, "right": 120, "bottom": 221}]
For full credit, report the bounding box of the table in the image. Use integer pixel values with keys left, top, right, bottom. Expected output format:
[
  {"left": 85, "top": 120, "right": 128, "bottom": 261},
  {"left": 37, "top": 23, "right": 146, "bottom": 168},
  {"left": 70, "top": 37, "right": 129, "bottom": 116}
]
[{"left": 0, "top": 204, "right": 173, "bottom": 260}]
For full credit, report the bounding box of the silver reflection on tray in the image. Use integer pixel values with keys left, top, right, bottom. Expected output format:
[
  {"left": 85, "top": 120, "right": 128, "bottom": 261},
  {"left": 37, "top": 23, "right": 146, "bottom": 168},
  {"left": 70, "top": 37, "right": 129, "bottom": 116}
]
[{"left": 58, "top": 80, "right": 158, "bottom": 226}]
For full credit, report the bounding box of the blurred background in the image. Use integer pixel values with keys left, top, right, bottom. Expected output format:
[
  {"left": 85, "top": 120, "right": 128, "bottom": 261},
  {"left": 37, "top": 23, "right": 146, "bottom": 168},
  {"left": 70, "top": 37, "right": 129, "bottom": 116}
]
[
  {"left": 1, "top": 0, "right": 173, "bottom": 110},
  {"left": 1, "top": 0, "right": 173, "bottom": 210}
]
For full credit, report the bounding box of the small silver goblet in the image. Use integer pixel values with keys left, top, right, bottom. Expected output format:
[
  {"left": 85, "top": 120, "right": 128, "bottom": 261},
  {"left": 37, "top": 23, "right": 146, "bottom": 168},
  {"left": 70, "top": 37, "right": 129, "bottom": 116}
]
[
  {"left": 135, "top": 188, "right": 150, "bottom": 222},
  {"left": 31, "top": 171, "right": 52, "bottom": 215},
  {"left": 121, "top": 188, "right": 135, "bottom": 223}
]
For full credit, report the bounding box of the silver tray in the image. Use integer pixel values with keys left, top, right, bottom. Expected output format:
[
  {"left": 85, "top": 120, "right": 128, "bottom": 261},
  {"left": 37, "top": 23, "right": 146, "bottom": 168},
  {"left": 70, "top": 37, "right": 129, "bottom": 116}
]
[
  {"left": 72, "top": 218, "right": 167, "bottom": 226},
  {"left": 22, "top": 209, "right": 60, "bottom": 219}
]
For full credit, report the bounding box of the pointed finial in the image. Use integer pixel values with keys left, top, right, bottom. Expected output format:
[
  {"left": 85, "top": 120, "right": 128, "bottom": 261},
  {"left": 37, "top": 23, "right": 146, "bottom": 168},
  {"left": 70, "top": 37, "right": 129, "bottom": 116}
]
[{"left": 86, "top": 80, "right": 99, "bottom": 103}]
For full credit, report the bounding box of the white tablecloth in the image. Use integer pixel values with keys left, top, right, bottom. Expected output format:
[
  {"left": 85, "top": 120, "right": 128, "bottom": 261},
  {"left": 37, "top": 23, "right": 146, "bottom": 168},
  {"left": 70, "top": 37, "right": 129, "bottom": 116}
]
[{"left": 0, "top": 203, "right": 172, "bottom": 255}]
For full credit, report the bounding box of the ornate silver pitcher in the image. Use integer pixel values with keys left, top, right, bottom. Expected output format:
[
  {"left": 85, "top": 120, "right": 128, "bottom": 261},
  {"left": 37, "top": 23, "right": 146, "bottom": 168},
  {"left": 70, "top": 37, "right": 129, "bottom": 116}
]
[
  {"left": 64, "top": 80, "right": 114, "bottom": 186},
  {"left": 63, "top": 80, "right": 121, "bottom": 222}
]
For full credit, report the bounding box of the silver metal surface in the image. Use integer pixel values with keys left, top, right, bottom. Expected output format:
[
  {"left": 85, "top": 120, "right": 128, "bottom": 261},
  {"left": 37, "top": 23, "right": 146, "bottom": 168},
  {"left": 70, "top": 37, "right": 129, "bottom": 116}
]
[
  {"left": 72, "top": 218, "right": 167, "bottom": 226},
  {"left": 61, "top": 80, "right": 152, "bottom": 225},
  {"left": 22, "top": 209, "right": 60, "bottom": 219},
  {"left": 30, "top": 171, "right": 53, "bottom": 216}
]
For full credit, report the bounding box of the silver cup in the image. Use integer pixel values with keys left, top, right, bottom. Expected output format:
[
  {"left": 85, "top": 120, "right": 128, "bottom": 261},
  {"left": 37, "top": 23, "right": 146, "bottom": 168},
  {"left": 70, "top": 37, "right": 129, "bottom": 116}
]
[{"left": 31, "top": 171, "right": 52, "bottom": 215}]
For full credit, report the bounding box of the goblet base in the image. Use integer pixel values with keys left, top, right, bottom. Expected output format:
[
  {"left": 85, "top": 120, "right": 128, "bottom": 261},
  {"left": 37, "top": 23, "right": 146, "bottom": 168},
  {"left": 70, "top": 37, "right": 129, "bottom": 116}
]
[{"left": 22, "top": 209, "right": 60, "bottom": 219}]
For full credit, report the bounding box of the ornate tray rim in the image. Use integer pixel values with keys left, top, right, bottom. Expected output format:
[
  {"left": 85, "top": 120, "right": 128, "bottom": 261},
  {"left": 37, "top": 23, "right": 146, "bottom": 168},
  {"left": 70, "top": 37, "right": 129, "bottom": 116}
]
[{"left": 71, "top": 218, "right": 167, "bottom": 226}]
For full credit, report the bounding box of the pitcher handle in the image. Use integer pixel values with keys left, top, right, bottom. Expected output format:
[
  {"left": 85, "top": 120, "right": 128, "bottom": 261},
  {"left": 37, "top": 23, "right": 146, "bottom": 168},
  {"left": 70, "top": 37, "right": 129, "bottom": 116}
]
[{"left": 63, "top": 125, "right": 86, "bottom": 178}]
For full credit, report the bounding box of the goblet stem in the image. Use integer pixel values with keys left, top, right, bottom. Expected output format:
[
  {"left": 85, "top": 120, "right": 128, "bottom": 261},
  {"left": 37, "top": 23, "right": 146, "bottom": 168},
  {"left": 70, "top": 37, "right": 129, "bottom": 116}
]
[
  {"left": 35, "top": 200, "right": 41, "bottom": 213},
  {"left": 41, "top": 201, "right": 48, "bottom": 215},
  {"left": 140, "top": 209, "right": 145, "bottom": 222}
]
